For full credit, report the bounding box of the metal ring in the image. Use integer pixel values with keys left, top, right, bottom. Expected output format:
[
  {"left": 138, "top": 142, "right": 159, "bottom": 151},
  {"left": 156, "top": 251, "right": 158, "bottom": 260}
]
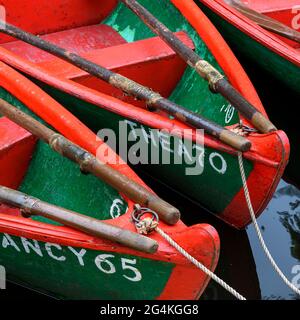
[{"left": 132, "top": 206, "right": 159, "bottom": 225}]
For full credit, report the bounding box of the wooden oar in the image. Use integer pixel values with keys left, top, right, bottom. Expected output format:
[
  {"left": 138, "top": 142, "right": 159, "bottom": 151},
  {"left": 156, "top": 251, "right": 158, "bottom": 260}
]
[
  {"left": 120, "top": 0, "right": 277, "bottom": 134},
  {"left": 0, "top": 185, "right": 158, "bottom": 253},
  {"left": 0, "top": 98, "right": 179, "bottom": 225},
  {"left": 0, "top": 21, "right": 251, "bottom": 152},
  {"left": 225, "top": 0, "right": 300, "bottom": 44}
]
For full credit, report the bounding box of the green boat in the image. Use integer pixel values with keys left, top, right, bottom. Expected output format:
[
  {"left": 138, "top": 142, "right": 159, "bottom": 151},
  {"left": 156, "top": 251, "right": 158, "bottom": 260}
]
[
  {"left": 0, "top": 60, "right": 220, "bottom": 299},
  {"left": 197, "top": 0, "right": 300, "bottom": 95},
  {"left": 196, "top": 0, "right": 300, "bottom": 184},
  {"left": 0, "top": 0, "right": 290, "bottom": 229}
]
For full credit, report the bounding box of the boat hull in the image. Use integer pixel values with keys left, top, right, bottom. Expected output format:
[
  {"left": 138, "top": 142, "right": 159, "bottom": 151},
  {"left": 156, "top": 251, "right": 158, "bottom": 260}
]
[
  {"left": 0, "top": 61, "right": 220, "bottom": 300},
  {"left": 0, "top": 0, "right": 290, "bottom": 229},
  {"left": 27, "top": 82, "right": 289, "bottom": 229},
  {"left": 196, "top": 0, "right": 299, "bottom": 185},
  {"left": 0, "top": 226, "right": 218, "bottom": 300},
  {"left": 197, "top": 0, "right": 300, "bottom": 95}
]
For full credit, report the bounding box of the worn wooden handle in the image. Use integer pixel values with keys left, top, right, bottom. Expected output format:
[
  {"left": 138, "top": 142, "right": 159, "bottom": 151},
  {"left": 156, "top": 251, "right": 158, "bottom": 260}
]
[
  {"left": 0, "top": 186, "right": 158, "bottom": 254},
  {"left": 0, "top": 20, "right": 252, "bottom": 151},
  {"left": 121, "top": 0, "right": 277, "bottom": 134},
  {"left": 0, "top": 98, "right": 180, "bottom": 225}
]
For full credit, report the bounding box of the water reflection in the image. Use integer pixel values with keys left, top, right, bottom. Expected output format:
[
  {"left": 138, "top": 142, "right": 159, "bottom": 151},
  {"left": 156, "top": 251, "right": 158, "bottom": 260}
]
[
  {"left": 142, "top": 171, "right": 300, "bottom": 300},
  {"left": 3, "top": 172, "right": 300, "bottom": 300},
  {"left": 247, "top": 180, "right": 300, "bottom": 300},
  {"left": 201, "top": 226, "right": 261, "bottom": 300},
  {"left": 277, "top": 185, "right": 300, "bottom": 261}
]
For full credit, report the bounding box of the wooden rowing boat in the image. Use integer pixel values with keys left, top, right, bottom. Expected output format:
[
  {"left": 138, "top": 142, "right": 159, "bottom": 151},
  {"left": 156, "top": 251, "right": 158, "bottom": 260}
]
[
  {"left": 197, "top": 0, "right": 300, "bottom": 95},
  {"left": 196, "top": 0, "right": 299, "bottom": 185},
  {"left": 0, "top": 61, "right": 220, "bottom": 300},
  {"left": 0, "top": 0, "right": 290, "bottom": 229}
]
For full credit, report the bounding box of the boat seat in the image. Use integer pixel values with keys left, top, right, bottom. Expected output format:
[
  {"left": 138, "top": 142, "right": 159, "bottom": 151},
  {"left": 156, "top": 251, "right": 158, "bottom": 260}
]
[
  {"left": 0, "top": 0, "right": 119, "bottom": 44},
  {"left": 1, "top": 24, "right": 127, "bottom": 63},
  {"left": 0, "top": 24, "right": 194, "bottom": 109},
  {"left": 0, "top": 117, "right": 36, "bottom": 189}
]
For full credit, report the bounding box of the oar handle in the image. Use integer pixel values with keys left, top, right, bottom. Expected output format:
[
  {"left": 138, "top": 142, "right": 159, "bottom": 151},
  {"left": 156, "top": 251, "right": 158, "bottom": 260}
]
[
  {"left": 0, "top": 98, "right": 180, "bottom": 225},
  {"left": 0, "top": 186, "right": 158, "bottom": 254},
  {"left": 157, "top": 97, "right": 251, "bottom": 151},
  {"left": 214, "top": 79, "right": 276, "bottom": 133},
  {"left": 0, "top": 20, "right": 251, "bottom": 151},
  {"left": 121, "top": 0, "right": 277, "bottom": 134}
]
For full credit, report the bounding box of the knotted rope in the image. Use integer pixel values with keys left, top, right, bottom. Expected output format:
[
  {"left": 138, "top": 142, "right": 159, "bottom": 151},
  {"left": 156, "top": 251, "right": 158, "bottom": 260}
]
[{"left": 132, "top": 205, "right": 246, "bottom": 300}]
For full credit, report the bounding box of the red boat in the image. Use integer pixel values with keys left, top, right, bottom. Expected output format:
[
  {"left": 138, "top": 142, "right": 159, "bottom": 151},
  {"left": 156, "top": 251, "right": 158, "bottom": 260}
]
[
  {"left": 196, "top": 0, "right": 299, "bottom": 184},
  {"left": 0, "top": 60, "right": 220, "bottom": 300},
  {"left": 0, "top": 0, "right": 290, "bottom": 229},
  {"left": 197, "top": 0, "right": 300, "bottom": 94}
]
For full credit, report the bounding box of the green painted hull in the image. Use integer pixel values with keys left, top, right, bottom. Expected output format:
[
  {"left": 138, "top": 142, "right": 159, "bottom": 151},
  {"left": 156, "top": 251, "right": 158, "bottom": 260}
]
[
  {"left": 0, "top": 233, "right": 173, "bottom": 299},
  {"left": 37, "top": 85, "right": 253, "bottom": 215},
  {"left": 0, "top": 88, "right": 128, "bottom": 224},
  {"left": 21, "top": 0, "right": 253, "bottom": 216},
  {"left": 0, "top": 89, "right": 176, "bottom": 299}
]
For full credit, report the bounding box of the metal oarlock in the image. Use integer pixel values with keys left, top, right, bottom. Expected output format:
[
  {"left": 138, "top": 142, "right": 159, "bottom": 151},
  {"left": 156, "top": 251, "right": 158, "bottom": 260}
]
[{"left": 0, "top": 186, "right": 159, "bottom": 253}]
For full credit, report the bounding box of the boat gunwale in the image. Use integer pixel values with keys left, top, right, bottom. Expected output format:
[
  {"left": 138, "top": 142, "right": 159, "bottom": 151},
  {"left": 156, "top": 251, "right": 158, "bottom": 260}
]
[
  {"left": 0, "top": 0, "right": 290, "bottom": 230},
  {"left": 198, "top": 0, "right": 300, "bottom": 66},
  {"left": 0, "top": 39, "right": 286, "bottom": 168},
  {"left": 0, "top": 61, "right": 221, "bottom": 270}
]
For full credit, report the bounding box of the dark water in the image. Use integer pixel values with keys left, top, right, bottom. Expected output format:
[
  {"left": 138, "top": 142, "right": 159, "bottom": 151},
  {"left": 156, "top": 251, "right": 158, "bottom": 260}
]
[
  {"left": 247, "top": 180, "right": 300, "bottom": 300},
  {"left": 143, "top": 174, "right": 300, "bottom": 300}
]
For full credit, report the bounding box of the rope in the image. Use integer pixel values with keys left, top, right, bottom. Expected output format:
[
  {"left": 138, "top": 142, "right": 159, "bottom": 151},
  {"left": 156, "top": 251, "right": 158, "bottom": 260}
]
[
  {"left": 132, "top": 205, "right": 246, "bottom": 300},
  {"left": 156, "top": 227, "right": 246, "bottom": 300},
  {"left": 132, "top": 151, "right": 300, "bottom": 300},
  {"left": 238, "top": 152, "right": 300, "bottom": 296}
]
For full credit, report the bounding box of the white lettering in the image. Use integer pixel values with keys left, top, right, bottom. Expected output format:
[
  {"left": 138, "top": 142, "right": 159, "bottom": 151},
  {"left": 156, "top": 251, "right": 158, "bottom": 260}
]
[
  {"left": 45, "top": 243, "right": 66, "bottom": 261},
  {"left": 209, "top": 153, "right": 227, "bottom": 174},
  {"left": 68, "top": 247, "right": 87, "bottom": 266},
  {"left": 2, "top": 234, "right": 20, "bottom": 252},
  {"left": 21, "top": 237, "right": 43, "bottom": 257}
]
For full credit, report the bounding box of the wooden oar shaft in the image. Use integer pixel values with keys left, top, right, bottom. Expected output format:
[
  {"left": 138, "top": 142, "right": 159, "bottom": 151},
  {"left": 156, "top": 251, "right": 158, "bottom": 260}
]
[
  {"left": 0, "top": 98, "right": 180, "bottom": 225},
  {"left": 121, "top": 0, "right": 277, "bottom": 134},
  {"left": 227, "top": 0, "right": 300, "bottom": 44},
  {"left": 0, "top": 186, "right": 158, "bottom": 253},
  {"left": 0, "top": 20, "right": 250, "bottom": 152}
]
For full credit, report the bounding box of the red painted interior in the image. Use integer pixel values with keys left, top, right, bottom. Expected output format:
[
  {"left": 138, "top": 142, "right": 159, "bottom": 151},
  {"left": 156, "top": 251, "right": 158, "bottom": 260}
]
[
  {"left": 1, "top": 30, "right": 193, "bottom": 111},
  {"left": 239, "top": 0, "right": 300, "bottom": 14},
  {"left": 0, "top": 0, "right": 118, "bottom": 43},
  {"left": 0, "top": 61, "right": 220, "bottom": 299},
  {"left": 69, "top": 32, "right": 193, "bottom": 110},
  {"left": 239, "top": 0, "right": 300, "bottom": 49},
  {"left": 0, "top": 117, "right": 36, "bottom": 189},
  {"left": 1, "top": 25, "right": 127, "bottom": 63},
  {"left": 199, "top": 0, "right": 300, "bottom": 66}
]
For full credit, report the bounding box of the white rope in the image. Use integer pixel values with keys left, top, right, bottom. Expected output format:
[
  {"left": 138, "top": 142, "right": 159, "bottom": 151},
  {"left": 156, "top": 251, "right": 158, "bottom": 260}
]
[
  {"left": 238, "top": 152, "right": 300, "bottom": 296},
  {"left": 156, "top": 226, "right": 246, "bottom": 300},
  {"left": 133, "top": 207, "right": 246, "bottom": 299}
]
